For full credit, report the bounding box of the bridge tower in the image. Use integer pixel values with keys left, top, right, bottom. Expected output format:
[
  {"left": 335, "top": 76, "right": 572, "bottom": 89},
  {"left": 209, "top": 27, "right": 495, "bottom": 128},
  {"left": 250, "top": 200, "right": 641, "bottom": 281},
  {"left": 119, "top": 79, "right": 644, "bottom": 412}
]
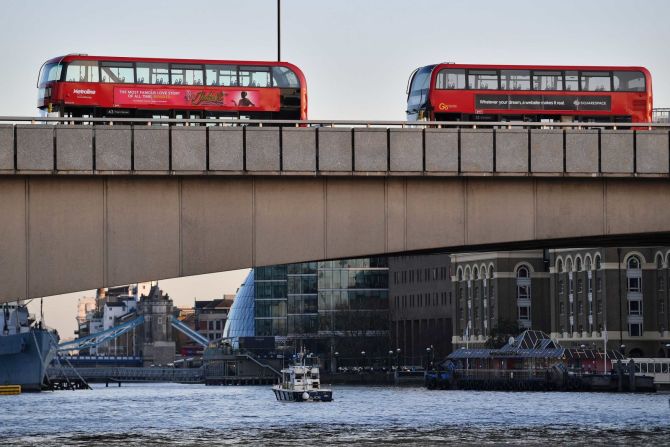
[{"left": 137, "top": 285, "right": 176, "bottom": 366}]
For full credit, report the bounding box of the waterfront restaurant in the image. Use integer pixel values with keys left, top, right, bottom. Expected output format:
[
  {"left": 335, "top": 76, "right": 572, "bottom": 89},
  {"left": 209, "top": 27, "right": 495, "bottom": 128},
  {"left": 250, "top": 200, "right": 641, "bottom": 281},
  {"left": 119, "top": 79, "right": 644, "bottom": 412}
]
[{"left": 447, "top": 330, "right": 625, "bottom": 374}]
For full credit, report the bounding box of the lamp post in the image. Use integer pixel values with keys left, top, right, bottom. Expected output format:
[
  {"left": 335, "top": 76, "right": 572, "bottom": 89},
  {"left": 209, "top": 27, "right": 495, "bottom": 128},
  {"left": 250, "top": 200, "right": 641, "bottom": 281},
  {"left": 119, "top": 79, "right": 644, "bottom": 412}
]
[
  {"left": 277, "top": 0, "right": 281, "bottom": 61},
  {"left": 665, "top": 344, "right": 670, "bottom": 358},
  {"left": 388, "top": 350, "right": 394, "bottom": 370},
  {"left": 396, "top": 348, "right": 401, "bottom": 370},
  {"left": 361, "top": 350, "right": 366, "bottom": 369},
  {"left": 425, "top": 346, "right": 432, "bottom": 370},
  {"left": 333, "top": 351, "right": 339, "bottom": 373}
]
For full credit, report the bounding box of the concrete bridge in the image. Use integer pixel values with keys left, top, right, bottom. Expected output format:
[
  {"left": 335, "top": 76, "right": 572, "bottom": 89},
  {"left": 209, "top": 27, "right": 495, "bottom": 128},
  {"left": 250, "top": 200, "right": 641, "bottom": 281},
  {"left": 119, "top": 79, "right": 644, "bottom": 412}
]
[{"left": 1, "top": 117, "right": 670, "bottom": 303}]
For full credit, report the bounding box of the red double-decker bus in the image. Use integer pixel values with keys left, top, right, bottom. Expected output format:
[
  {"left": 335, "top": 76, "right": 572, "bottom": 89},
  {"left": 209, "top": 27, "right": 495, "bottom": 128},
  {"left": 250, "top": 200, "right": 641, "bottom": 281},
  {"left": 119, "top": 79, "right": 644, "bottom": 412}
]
[
  {"left": 406, "top": 63, "right": 652, "bottom": 123},
  {"left": 37, "top": 54, "right": 307, "bottom": 120}
]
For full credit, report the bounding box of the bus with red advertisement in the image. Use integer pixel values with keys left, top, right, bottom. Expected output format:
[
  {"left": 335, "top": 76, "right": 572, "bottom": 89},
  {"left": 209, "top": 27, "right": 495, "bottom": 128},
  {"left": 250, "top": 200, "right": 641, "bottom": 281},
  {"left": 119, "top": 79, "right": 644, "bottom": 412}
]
[
  {"left": 37, "top": 54, "right": 307, "bottom": 120},
  {"left": 406, "top": 63, "right": 652, "bottom": 123}
]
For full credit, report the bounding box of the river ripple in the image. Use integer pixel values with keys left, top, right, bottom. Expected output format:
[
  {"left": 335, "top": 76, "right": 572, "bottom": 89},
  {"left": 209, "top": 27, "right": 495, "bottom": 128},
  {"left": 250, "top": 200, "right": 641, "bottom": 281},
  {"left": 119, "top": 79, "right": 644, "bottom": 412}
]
[{"left": 0, "top": 383, "right": 668, "bottom": 446}]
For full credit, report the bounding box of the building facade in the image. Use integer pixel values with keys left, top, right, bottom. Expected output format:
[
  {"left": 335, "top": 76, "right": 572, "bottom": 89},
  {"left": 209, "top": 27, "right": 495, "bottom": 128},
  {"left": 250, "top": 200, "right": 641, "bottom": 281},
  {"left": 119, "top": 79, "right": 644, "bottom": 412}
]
[
  {"left": 253, "top": 258, "right": 390, "bottom": 364},
  {"left": 549, "top": 247, "right": 670, "bottom": 358},
  {"left": 388, "top": 253, "right": 452, "bottom": 366},
  {"left": 450, "top": 251, "right": 551, "bottom": 349},
  {"left": 195, "top": 296, "right": 235, "bottom": 341}
]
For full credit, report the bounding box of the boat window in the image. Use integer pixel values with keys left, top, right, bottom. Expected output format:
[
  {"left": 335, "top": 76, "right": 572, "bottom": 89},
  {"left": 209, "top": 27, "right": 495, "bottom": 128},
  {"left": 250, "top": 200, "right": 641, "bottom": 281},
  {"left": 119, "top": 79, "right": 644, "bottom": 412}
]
[
  {"left": 662, "top": 363, "right": 669, "bottom": 373},
  {"left": 655, "top": 363, "right": 662, "bottom": 373},
  {"left": 640, "top": 363, "right": 647, "bottom": 373}
]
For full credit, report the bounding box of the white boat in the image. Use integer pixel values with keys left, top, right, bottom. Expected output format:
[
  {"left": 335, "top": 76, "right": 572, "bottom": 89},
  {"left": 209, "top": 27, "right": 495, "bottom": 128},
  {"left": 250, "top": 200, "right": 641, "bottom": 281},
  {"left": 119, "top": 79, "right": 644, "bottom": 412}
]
[{"left": 272, "top": 358, "right": 333, "bottom": 402}]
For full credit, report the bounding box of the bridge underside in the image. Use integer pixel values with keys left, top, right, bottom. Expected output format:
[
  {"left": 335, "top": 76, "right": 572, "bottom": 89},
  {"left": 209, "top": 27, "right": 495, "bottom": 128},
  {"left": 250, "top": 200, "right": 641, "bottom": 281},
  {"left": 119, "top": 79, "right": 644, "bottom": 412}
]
[{"left": 2, "top": 175, "right": 670, "bottom": 302}]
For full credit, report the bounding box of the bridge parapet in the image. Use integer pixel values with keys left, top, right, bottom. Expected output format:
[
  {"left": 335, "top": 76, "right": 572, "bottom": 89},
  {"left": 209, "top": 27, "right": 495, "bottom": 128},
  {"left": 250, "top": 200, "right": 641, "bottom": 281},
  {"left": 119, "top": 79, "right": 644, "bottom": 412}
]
[{"left": 1, "top": 118, "right": 669, "bottom": 177}]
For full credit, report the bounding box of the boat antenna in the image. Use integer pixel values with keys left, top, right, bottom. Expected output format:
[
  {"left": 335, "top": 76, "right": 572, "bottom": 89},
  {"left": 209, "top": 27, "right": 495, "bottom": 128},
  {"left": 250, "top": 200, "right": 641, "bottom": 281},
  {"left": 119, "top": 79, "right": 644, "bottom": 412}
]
[{"left": 40, "top": 297, "right": 44, "bottom": 328}]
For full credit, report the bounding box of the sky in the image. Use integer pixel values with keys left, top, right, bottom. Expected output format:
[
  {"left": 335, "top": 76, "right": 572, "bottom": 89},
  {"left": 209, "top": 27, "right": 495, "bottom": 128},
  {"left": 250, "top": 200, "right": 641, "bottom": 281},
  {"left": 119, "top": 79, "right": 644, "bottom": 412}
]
[{"left": 1, "top": 0, "right": 669, "bottom": 337}]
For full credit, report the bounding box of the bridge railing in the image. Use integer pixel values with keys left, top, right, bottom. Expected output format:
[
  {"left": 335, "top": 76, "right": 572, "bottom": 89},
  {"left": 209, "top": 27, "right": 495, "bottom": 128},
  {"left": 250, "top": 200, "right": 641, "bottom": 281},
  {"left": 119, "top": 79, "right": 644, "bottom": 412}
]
[{"left": 1, "top": 116, "right": 670, "bottom": 176}]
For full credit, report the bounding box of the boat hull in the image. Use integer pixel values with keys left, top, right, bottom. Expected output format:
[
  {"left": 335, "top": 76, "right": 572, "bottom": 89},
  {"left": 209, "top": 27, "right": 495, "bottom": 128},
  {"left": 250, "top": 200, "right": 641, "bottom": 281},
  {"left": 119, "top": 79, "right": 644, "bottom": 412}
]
[
  {"left": 273, "top": 387, "right": 333, "bottom": 402},
  {"left": 0, "top": 329, "right": 55, "bottom": 392}
]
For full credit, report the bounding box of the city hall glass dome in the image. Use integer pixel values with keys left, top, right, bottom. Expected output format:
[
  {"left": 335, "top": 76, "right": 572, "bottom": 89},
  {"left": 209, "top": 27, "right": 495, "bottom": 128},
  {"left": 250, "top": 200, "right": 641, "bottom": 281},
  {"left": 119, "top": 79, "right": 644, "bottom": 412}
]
[{"left": 222, "top": 269, "right": 255, "bottom": 347}]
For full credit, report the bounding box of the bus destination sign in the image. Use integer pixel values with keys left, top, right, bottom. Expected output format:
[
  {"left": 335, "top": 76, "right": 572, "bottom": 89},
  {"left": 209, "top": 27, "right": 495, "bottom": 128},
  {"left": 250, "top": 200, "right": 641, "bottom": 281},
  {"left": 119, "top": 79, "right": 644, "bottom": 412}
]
[{"left": 475, "top": 94, "right": 611, "bottom": 111}]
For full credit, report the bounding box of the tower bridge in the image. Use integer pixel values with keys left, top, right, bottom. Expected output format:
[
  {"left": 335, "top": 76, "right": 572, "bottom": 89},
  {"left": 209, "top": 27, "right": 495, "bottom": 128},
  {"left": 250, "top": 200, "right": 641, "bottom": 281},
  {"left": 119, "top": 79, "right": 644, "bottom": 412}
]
[{"left": 1, "top": 117, "right": 670, "bottom": 303}]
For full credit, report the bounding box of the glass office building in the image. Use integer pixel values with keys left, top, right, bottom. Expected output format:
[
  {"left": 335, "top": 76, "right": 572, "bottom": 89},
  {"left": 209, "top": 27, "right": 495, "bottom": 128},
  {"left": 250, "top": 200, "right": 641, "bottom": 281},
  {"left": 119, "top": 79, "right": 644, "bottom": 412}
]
[{"left": 253, "top": 258, "right": 389, "bottom": 359}]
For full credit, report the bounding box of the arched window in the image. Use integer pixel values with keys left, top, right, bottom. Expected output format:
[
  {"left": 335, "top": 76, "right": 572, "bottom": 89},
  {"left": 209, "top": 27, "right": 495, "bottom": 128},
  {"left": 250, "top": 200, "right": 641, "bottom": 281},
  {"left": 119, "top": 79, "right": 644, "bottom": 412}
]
[
  {"left": 457, "top": 268, "right": 463, "bottom": 282},
  {"left": 585, "top": 256, "right": 592, "bottom": 271},
  {"left": 557, "top": 259, "right": 563, "bottom": 273},
  {"left": 626, "top": 255, "right": 643, "bottom": 337},
  {"left": 595, "top": 255, "right": 601, "bottom": 270},
  {"left": 473, "top": 266, "right": 479, "bottom": 280},
  {"left": 516, "top": 265, "right": 531, "bottom": 329},
  {"left": 566, "top": 258, "right": 573, "bottom": 272},
  {"left": 657, "top": 255, "right": 663, "bottom": 269},
  {"left": 576, "top": 257, "right": 582, "bottom": 272}
]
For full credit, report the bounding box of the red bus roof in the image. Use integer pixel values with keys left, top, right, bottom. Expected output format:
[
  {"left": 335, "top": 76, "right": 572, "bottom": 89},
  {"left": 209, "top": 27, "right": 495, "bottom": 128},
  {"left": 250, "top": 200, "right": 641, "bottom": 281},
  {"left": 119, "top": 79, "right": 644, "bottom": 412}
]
[
  {"left": 431, "top": 63, "right": 650, "bottom": 76},
  {"left": 44, "top": 54, "right": 307, "bottom": 85}
]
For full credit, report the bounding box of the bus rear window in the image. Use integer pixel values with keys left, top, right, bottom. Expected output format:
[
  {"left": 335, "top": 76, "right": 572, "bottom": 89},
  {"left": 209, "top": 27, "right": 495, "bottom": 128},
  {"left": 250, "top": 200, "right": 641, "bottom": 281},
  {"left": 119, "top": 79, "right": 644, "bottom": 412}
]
[
  {"left": 272, "top": 66, "right": 300, "bottom": 88},
  {"left": 613, "top": 71, "right": 645, "bottom": 92}
]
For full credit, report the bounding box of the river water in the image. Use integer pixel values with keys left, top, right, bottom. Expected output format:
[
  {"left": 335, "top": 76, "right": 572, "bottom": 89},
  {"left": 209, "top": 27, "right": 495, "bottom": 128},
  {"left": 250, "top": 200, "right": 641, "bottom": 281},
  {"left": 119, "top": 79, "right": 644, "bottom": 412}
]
[{"left": 1, "top": 384, "right": 668, "bottom": 446}]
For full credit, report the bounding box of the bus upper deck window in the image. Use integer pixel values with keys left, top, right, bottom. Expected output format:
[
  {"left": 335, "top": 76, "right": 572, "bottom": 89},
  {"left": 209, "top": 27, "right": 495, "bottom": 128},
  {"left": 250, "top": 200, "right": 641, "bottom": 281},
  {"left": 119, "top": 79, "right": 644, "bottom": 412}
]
[
  {"left": 467, "top": 70, "right": 497, "bottom": 90},
  {"left": 565, "top": 71, "right": 579, "bottom": 91},
  {"left": 239, "top": 66, "right": 272, "bottom": 88},
  {"left": 39, "top": 62, "right": 63, "bottom": 86},
  {"left": 436, "top": 69, "right": 465, "bottom": 89},
  {"left": 171, "top": 64, "right": 204, "bottom": 86},
  {"left": 581, "top": 72, "right": 611, "bottom": 92},
  {"left": 272, "top": 67, "right": 300, "bottom": 88},
  {"left": 136, "top": 63, "right": 168, "bottom": 85},
  {"left": 206, "top": 65, "right": 238, "bottom": 86},
  {"left": 501, "top": 70, "right": 530, "bottom": 90},
  {"left": 65, "top": 60, "right": 99, "bottom": 83},
  {"left": 100, "top": 62, "right": 134, "bottom": 83},
  {"left": 613, "top": 71, "right": 645, "bottom": 92},
  {"left": 533, "top": 71, "right": 563, "bottom": 91}
]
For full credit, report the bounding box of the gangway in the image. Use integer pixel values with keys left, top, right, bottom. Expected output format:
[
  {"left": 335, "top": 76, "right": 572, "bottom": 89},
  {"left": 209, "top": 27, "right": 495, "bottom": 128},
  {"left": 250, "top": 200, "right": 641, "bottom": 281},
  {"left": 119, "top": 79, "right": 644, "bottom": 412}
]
[
  {"left": 57, "top": 316, "right": 145, "bottom": 352},
  {"left": 170, "top": 315, "right": 209, "bottom": 347}
]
